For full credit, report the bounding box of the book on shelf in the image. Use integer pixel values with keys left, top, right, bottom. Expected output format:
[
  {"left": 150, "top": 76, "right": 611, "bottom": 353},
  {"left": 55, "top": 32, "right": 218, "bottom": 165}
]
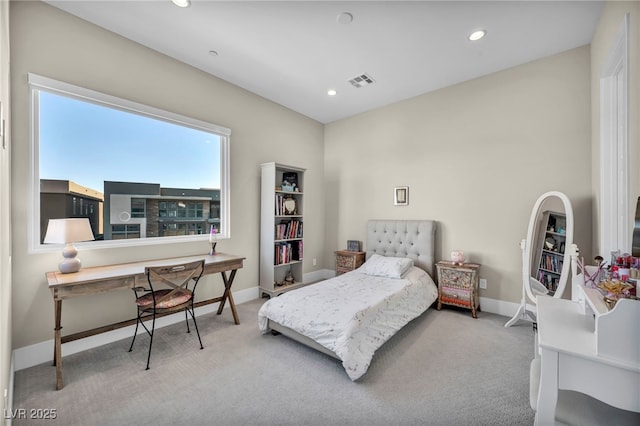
[
  {"left": 274, "top": 240, "right": 303, "bottom": 265},
  {"left": 275, "top": 220, "right": 303, "bottom": 240}
]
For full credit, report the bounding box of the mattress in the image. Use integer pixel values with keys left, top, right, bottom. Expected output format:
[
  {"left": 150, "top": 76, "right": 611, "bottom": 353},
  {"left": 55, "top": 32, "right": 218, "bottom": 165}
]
[{"left": 258, "top": 265, "right": 438, "bottom": 380}]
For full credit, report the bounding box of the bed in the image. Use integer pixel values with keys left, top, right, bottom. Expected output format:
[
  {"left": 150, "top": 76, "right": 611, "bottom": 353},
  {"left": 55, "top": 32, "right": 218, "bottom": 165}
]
[{"left": 258, "top": 220, "right": 438, "bottom": 381}]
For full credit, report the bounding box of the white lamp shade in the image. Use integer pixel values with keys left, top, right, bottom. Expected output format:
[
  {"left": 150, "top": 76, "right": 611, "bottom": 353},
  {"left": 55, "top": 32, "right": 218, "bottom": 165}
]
[
  {"left": 44, "top": 219, "right": 95, "bottom": 274},
  {"left": 44, "top": 218, "right": 95, "bottom": 244}
]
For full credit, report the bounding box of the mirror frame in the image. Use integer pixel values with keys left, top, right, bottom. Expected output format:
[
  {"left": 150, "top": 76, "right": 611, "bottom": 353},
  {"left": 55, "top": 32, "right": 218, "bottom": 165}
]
[{"left": 522, "top": 191, "right": 574, "bottom": 303}]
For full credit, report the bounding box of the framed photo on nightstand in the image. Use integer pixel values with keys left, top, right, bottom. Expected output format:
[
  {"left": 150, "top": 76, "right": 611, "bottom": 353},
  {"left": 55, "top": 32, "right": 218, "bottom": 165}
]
[{"left": 347, "top": 240, "right": 361, "bottom": 252}]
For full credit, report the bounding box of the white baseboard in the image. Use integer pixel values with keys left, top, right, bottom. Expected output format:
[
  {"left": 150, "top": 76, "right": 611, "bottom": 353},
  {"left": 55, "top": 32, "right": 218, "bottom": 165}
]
[
  {"left": 479, "top": 296, "right": 527, "bottom": 320},
  {"left": 13, "top": 286, "right": 259, "bottom": 372},
  {"left": 304, "top": 268, "right": 334, "bottom": 283}
]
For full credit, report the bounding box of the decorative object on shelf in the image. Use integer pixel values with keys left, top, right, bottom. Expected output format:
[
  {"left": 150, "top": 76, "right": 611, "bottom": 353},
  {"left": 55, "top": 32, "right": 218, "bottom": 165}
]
[
  {"left": 44, "top": 218, "right": 95, "bottom": 274},
  {"left": 394, "top": 186, "right": 409, "bottom": 206},
  {"left": 209, "top": 227, "right": 217, "bottom": 255},
  {"left": 450, "top": 250, "right": 465, "bottom": 265},
  {"left": 283, "top": 197, "right": 297, "bottom": 215},
  {"left": 284, "top": 270, "right": 295, "bottom": 285},
  {"left": 282, "top": 171, "right": 299, "bottom": 192},
  {"left": 544, "top": 236, "right": 557, "bottom": 251},
  {"left": 347, "top": 240, "right": 362, "bottom": 252}
]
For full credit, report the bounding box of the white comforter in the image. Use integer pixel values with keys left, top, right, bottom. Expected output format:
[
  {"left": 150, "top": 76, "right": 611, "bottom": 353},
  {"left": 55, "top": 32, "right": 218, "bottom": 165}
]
[{"left": 258, "top": 266, "right": 438, "bottom": 380}]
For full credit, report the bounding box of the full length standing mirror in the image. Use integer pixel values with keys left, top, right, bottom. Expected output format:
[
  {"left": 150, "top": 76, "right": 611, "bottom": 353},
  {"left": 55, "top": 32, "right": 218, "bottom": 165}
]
[{"left": 505, "top": 191, "right": 574, "bottom": 327}]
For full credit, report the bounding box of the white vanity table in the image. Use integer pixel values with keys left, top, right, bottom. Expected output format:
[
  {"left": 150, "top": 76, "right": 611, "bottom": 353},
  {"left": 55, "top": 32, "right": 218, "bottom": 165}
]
[{"left": 534, "top": 283, "right": 640, "bottom": 425}]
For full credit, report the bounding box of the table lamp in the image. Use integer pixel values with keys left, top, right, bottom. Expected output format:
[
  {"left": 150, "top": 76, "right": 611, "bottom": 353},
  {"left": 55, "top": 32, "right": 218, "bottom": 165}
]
[{"left": 44, "top": 218, "right": 95, "bottom": 273}]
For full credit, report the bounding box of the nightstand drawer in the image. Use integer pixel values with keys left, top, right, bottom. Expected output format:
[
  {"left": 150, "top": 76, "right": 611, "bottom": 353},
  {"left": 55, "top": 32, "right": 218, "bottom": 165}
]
[
  {"left": 335, "top": 250, "right": 366, "bottom": 275},
  {"left": 337, "top": 255, "right": 357, "bottom": 269},
  {"left": 439, "top": 268, "right": 475, "bottom": 289},
  {"left": 440, "top": 286, "right": 472, "bottom": 307}
]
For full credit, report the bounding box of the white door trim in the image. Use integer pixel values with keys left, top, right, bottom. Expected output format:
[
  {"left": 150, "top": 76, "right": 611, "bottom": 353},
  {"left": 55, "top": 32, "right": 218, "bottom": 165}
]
[{"left": 599, "top": 14, "right": 629, "bottom": 257}]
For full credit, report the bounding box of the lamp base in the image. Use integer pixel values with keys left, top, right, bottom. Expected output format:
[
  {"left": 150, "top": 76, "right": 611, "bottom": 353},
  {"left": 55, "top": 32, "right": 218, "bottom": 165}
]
[{"left": 59, "top": 243, "right": 81, "bottom": 274}]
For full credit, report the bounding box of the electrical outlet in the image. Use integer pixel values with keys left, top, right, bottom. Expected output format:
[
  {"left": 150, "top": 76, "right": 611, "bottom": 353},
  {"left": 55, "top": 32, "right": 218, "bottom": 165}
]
[
  {"left": 479, "top": 278, "right": 487, "bottom": 289},
  {"left": 313, "top": 258, "right": 317, "bottom": 266}
]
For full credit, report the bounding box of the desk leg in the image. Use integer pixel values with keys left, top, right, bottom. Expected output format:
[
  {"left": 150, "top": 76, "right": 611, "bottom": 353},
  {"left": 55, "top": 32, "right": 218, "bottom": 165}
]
[
  {"left": 217, "top": 269, "right": 240, "bottom": 325},
  {"left": 535, "top": 348, "right": 558, "bottom": 426},
  {"left": 53, "top": 299, "right": 63, "bottom": 390}
]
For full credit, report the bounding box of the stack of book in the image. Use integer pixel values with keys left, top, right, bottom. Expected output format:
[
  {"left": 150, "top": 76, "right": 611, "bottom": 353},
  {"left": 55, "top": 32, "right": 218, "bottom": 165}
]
[
  {"left": 274, "top": 241, "right": 303, "bottom": 265},
  {"left": 275, "top": 220, "right": 303, "bottom": 240}
]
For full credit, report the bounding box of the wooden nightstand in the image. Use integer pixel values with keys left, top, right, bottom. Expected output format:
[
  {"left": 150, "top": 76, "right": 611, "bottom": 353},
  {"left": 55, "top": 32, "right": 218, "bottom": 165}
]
[
  {"left": 335, "top": 250, "right": 366, "bottom": 275},
  {"left": 435, "top": 261, "right": 481, "bottom": 318}
]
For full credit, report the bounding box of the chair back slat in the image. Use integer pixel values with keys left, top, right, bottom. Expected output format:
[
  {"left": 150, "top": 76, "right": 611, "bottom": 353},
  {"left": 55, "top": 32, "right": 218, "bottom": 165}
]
[{"left": 144, "top": 259, "right": 205, "bottom": 306}]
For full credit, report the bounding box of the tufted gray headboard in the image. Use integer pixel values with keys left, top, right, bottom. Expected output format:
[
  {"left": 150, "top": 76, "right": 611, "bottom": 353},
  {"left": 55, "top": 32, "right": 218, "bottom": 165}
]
[{"left": 366, "top": 220, "right": 436, "bottom": 277}]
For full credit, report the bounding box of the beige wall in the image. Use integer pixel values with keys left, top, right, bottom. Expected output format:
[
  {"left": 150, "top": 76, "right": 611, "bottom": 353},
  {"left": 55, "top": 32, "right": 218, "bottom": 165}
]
[
  {"left": 9, "top": 1, "right": 324, "bottom": 349},
  {"left": 590, "top": 1, "right": 640, "bottom": 255},
  {"left": 324, "top": 46, "right": 593, "bottom": 304}
]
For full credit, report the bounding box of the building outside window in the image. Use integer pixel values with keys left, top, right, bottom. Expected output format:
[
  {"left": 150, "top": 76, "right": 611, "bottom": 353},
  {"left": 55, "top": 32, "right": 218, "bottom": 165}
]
[
  {"left": 111, "top": 224, "right": 141, "bottom": 240},
  {"left": 131, "top": 198, "right": 145, "bottom": 218}
]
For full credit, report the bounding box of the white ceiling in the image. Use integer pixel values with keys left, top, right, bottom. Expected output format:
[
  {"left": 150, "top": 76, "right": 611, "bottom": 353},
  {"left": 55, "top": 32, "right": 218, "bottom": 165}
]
[{"left": 45, "top": 0, "right": 604, "bottom": 124}]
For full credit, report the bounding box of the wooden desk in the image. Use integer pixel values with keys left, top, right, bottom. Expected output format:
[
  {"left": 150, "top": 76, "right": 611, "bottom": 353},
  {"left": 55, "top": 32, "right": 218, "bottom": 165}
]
[
  {"left": 535, "top": 296, "right": 640, "bottom": 425},
  {"left": 46, "top": 253, "right": 245, "bottom": 390}
]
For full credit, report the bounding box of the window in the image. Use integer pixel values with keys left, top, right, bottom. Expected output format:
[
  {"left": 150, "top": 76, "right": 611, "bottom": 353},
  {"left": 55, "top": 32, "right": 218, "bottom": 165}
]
[
  {"left": 112, "top": 224, "right": 141, "bottom": 240},
  {"left": 29, "top": 74, "right": 230, "bottom": 251},
  {"left": 131, "top": 198, "right": 146, "bottom": 218}
]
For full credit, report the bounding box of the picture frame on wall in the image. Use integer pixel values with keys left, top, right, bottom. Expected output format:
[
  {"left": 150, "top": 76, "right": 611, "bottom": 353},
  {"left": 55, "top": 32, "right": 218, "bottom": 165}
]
[
  {"left": 394, "top": 186, "right": 409, "bottom": 206},
  {"left": 347, "top": 240, "right": 362, "bottom": 252}
]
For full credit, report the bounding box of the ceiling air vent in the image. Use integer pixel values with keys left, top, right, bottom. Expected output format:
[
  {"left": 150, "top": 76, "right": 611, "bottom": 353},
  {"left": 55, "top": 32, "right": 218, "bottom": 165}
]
[{"left": 348, "top": 73, "right": 375, "bottom": 88}]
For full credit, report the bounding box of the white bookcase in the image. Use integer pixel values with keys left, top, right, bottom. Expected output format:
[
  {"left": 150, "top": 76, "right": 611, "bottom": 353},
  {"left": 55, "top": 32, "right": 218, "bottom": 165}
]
[{"left": 260, "top": 162, "right": 306, "bottom": 298}]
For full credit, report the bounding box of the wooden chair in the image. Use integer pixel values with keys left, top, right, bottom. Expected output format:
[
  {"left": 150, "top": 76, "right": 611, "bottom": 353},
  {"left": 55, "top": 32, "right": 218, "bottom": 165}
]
[{"left": 129, "top": 259, "right": 205, "bottom": 369}]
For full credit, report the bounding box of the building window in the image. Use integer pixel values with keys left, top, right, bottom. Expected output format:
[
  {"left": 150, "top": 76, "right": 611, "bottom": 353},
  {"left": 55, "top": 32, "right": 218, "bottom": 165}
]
[
  {"left": 161, "top": 223, "right": 204, "bottom": 237},
  {"left": 29, "top": 74, "right": 231, "bottom": 251},
  {"left": 112, "top": 224, "right": 141, "bottom": 240},
  {"left": 131, "top": 198, "right": 146, "bottom": 218},
  {"left": 159, "top": 201, "right": 203, "bottom": 219}
]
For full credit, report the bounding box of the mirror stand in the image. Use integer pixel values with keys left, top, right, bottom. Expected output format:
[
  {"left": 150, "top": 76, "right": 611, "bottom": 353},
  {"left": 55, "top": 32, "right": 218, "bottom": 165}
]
[{"left": 505, "top": 191, "right": 574, "bottom": 327}]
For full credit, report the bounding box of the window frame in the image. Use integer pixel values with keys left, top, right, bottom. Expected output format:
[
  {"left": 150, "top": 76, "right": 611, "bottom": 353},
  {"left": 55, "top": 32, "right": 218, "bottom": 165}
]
[{"left": 28, "top": 73, "right": 231, "bottom": 253}]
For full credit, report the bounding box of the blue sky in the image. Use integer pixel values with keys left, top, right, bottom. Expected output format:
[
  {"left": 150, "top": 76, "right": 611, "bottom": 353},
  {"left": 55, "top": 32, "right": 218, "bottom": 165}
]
[{"left": 39, "top": 91, "right": 221, "bottom": 193}]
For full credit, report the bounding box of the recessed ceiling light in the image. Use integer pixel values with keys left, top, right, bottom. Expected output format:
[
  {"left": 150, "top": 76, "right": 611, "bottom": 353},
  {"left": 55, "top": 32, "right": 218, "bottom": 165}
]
[
  {"left": 337, "top": 12, "right": 353, "bottom": 24},
  {"left": 469, "top": 29, "right": 486, "bottom": 41},
  {"left": 327, "top": 89, "right": 337, "bottom": 96},
  {"left": 172, "top": 0, "right": 191, "bottom": 8}
]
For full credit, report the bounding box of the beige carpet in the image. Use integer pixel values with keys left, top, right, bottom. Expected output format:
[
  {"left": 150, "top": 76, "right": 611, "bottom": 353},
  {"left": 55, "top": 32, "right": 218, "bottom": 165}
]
[{"left": 13, "top": 299, "right": 536, "bottom": 425}]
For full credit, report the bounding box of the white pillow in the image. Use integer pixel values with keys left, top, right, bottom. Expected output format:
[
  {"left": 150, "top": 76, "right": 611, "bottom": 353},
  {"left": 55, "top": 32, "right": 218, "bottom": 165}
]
[{"left": 358, "top": 254, "right": 414, "bottom": 278}]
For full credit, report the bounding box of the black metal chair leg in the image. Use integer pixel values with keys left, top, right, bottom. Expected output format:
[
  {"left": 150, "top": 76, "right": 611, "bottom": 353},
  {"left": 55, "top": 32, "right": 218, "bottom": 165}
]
[
  {"left": 185, "top": 308, "right": 191, "bottom": 333},
  {"left": 129, "top": 312, "right": 140, "bottom": 352},
  {"left": 145, "top": 313, "right": 156, "bottom": 370},
  {"left": 188, "top": 305, "right": 204, "bottom": 350}
]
